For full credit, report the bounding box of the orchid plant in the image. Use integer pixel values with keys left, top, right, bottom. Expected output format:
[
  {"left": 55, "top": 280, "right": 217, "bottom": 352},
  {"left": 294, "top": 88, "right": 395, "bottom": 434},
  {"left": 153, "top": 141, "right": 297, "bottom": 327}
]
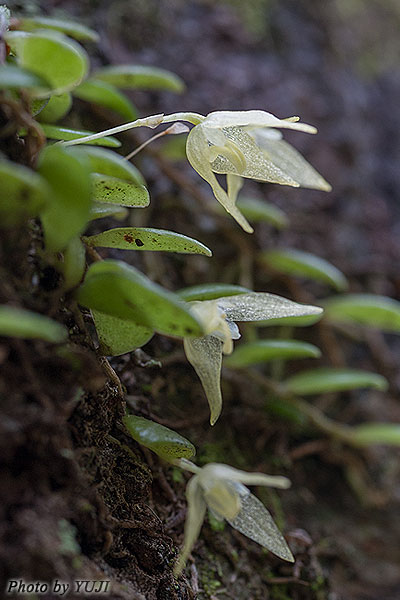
[
  {"left": 185, "top": 292, "right": 323, "bottom": 424},
  {"left": 64, "top": 109, "right": 331, "bottom": 233},
  {"left": 172, "top": 459, "right": 294, "bottom": 575}
]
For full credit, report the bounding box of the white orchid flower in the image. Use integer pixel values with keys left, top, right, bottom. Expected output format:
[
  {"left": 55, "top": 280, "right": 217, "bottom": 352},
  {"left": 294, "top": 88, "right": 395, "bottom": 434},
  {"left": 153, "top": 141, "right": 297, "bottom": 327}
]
[
  {"left": 184, "top": 292, "right": 322, "bottom": 425},
  {"left": 186, "top": 109, "right": 331, "bottom": 233},
  {"left": 173, "top": 460, "right": 294, "bottom": 576}
]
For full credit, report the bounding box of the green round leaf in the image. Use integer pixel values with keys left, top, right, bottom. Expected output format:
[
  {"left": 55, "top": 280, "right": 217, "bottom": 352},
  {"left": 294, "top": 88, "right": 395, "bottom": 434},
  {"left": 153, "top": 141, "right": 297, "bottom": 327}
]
[
  {"left": 284, "top": 368, "right": 388, "bottom": 396},
  {"left": 0, "top": 305, "right": 67, "bottom": 342},
  {"left": 84, "top": 227, "right": 212, "bottom": 256},
  {"left": 0, "top": 159, "right": 49, "bottom": 226},
  {"left": 323, "top": 294, "right": 400, "bottom": 333},
  {"left": 94, "top": 64, "right": 185, "bottom": 93},
  {"left": 350, "top": 423, "right": 400, "bottom": 446},
  {"left": 37, "top": 93, "right": 72, "bottom": 123},
  {"left": 73, "top": 79, "right": 138, "bottom": 120},
  {"left": 92, "top": 310, "right": 153, "bottom": 356},
  {"left": 91, "top": 173, "right": 149, "bottom": 207},
  {"left": 6, "top": 30, "right": 88, "bottom": 97},
  {"left": 236, "top": 197, "right": 289, "bottom": 228},
  {"left": 81, "top": 146, "right": 145, "bottom": 185},
  {"left": 0, "top": 64, "right": 50, "bottom": 93},
  {"left": 178, "top": 283, "right": 251, "bottom": 302},
  {"left": 224, "top": 339, "right": 321, "bottom": 368},
  {"left": 76, "top": 259, "right": 204, "bottom": 338},
  {"left": 261, "top": 248, "right": 348, "bottom": 292},
  {"left": 38, "top": 145, "right": 92, "bottom": 252},
  {"left": 17, "top": 16, "right": 99, "bottom": 42},
  {"left": 38, "top": 124, "right": 121, "bottom": 147},
  {"left": 60, "top": 236, "right": 86, "bottom": 291},
  {"left": 123, "top": 415, "right": 196, "bottom": 460}
]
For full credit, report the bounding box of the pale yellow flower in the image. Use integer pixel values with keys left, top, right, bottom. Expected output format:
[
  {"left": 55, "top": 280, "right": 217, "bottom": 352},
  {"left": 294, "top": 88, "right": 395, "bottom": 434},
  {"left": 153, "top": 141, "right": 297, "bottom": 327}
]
[
  {"left": 186, "top": 109, "right": 331, "bottom": 232},
  {"left": 184, "top": 292, "right": 323, "bottom": 425},
  {"left": 174, "top": 461, "right": 294, "bottom": 576}
]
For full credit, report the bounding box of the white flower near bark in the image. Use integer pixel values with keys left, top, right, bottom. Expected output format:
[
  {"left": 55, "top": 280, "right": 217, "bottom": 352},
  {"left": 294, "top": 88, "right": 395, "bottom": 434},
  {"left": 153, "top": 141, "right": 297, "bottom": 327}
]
[
  {"left": 184, "top": 292, "right": 323, "bottom": 425},
  {"left": 174, "top": 461, "right": 294, "bottom": 576},
  {"left": 185, "top": 109, "right": 331, "bottom": 233}
]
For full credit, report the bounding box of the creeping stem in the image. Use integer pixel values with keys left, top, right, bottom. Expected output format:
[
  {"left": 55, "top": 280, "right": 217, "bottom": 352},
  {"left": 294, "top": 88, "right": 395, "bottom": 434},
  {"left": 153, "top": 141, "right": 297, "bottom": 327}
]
[{"left": 62, "top": 112, "right": 205, "bottom": 147}]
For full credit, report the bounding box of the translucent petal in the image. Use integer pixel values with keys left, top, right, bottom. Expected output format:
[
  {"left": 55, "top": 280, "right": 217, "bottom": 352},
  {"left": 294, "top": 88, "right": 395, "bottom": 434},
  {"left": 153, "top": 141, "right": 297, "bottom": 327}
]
[
  {"left": 198, "top": 463, "right": 290, "bottom": 490},
  {"left": 211, "top": 127, "right": 299, "bottom": 187},
  {"left": 217, "top": 292, "right": 323, "bottom": 323},
  {"left": 252, "top": 129, "right": 332, "bottom": 192},
  {"left": 227, "top": 173, "right": 244, "bottom": 207},
  {"left": 227, "top": 319, "right": 241, "bottom": 341},
  {"left": 174, "top": 475, "right": 207, "bottom": 576},
  {"left": 189, "top": 300, "right": 233, "bottom": 353},
  {"left": 227, "top": 485, "right": 294, "bottom": 562},
  {"left": 203, "top": 481, "right": 241, "bottom": 520},
  {"left": 183, "top": 335, "right": 224, "bottom": 425},
  {"left": 186, "top": 125, "right": 253, "bottom": 233},
  {"left": 204, "top": 110, "right": 317, "bottom": 134}
]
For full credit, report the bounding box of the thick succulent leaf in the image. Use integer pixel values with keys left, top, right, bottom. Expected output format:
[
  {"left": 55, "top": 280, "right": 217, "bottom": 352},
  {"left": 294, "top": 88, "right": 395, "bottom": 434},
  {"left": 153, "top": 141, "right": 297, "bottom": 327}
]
[
  {"left": 92, "top": 310, "right": 153, "bottom": 356},
  {"left": 351, "top": 423, "right": 400, "bottom": 446},
  {"left": 61, "top": 236, "right": 86, "bottom": 291},
  {"left": 94, "top": 65, "right": 185, "bottom": 93},
  {"left": 81, "top": 146, "right": 145, "bottom": 185},
  {"left": 0, "top": 305, "right": 67, "bottom": 342},
  {"left": 0, "top": 64, "right": 50, "bottom": 93},
  {"left": 253, "top": 129, "right": 331, "bottom": 191},
  {"left": 91, "top": 173, "right": 149, "bottom": 207},
  {"left": 39, "top": 124, "right": 121, "bottom": 147},
  {"left": 186, "top": 125, "right": 253, "bottom": 233},
  {"left": 73, "top": 79, "right": 138, "bottom": 120},
  {"left": 236, "top": 196, "right": 289, "bottom": 228},
  {"left": 225, "top": 339, "right": 321, "bottom": 368},
  {"left": 261, "top": 248, "right": 348, "bottom": 292},
  {"left": 76, "top": 260, "right": 204, "bottom": 338},
  {"left": 178, "top": 283, "right": 251, "bottom": 302},
  {"left": 123, "top": 415, "right": 196, "bottom": 460},
  {"left": 323, "top": 294, "right": 400, "bottom": 333},
  {"left": 183, "top": 335, "right": 223, "bottom": 425},
  {"left": 227, "top": 485, "right": 294, "bottom": 562},
  {"left": 16, "top": 16, "right": 99, "bottom": 41},
  {"left": 37, "top": 93, "right": 72, "bottom": 123},
  {"left": 174, "top": 476, "right": 207, "bottom": 576},
  {"left": 0, "top": 159, "right": 49, "bottom": 226},
  {"left": 204, "top": 110, "right": 317, "bottom": 134},
  {"left": 217, "top": 292, "right": 323, "bottom": 323},
  {"left": 38, "top": 145, "right": 92, "bottom": 252},
  {"left": 89, "top": 203, "right": 128, "bottom": 221},
  {"left": 84, "top": 227, "right": 212, "bottom": 256},
  {"left": 6, "top": 30, "right": 88, "bottom": 97},
  {"left": 284, "top": 367, "right": 388, "bottom": 396},
  {"left": 211, "top": 127, "right": 299, "bottom": 187}
]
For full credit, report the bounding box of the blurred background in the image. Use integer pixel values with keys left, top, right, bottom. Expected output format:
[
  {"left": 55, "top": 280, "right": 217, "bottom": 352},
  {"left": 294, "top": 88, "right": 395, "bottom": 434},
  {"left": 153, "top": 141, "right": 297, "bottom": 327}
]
[{"left": 6, "top": 1, "right": 400, "bottom": 598}]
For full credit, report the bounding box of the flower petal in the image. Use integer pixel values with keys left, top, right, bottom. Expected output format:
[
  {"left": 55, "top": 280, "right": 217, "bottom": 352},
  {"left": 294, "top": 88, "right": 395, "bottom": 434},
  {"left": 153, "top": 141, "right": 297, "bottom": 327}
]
[
  {"left": 252, "top": 129, "right": 332, "bottom": 192},
  {"left": 183, "top": 335, "right": 224, "bottom": 425},
  {"left": 204, "top": 110, "right": 317, "bottom": 134},
  {"left": 227, "top": 485, "right": 294, "bottom": 562},
  {"left": 174, "top": 475, "right": 207, "bottom": 576},
  {"left": 186, "top": 125, "right": 253, "bottom": 233},
  {"left": 211, "top": 127, "right": 300, "bottom": 187},
  {"left": 203, "top": 480, "right": 241, "bottom": 520},
  {"left": 226, "top": 173, "right": 244, "bottom": 206},
  {"left": 198, "top": 463, "right": 290, "bottom": 490},
  {"left": 217, "top": 292, "right": 323, "bottom": 322}
]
